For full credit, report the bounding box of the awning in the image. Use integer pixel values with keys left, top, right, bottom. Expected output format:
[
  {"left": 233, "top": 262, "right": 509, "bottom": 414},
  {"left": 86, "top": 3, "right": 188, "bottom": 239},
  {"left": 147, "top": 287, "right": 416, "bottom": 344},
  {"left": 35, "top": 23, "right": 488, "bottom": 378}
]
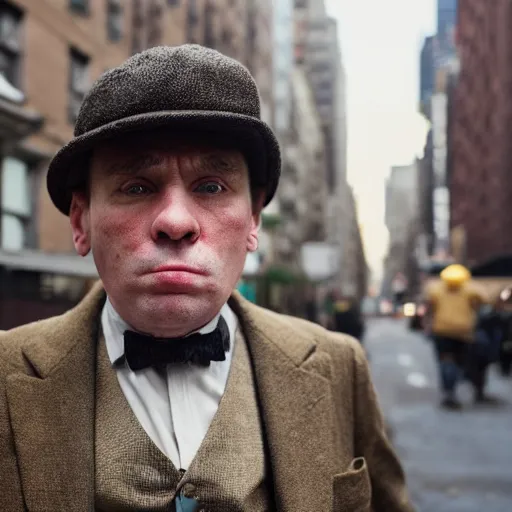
[
  {"left": 0, "top": 73, "right": 24, "bottom": 103},
  {"left": 0, "top": 249, "right": 98, "bottom": 278},
  {"left": 421, "top": 259, "right": 453, "bottom": 276},
  {"left": 471, "top": 255, "right": 512, "bottom": 278}
]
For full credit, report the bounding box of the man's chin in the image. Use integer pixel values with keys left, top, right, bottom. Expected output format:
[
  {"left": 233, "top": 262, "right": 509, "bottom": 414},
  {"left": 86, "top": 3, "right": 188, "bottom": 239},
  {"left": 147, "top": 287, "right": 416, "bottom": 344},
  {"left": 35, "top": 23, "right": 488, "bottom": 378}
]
[
  {"left": 139, "top": 290, "right": 221, "bottom": 312},
  {"left": 130, "top": 295, "right": 222, "bottom": 336}
]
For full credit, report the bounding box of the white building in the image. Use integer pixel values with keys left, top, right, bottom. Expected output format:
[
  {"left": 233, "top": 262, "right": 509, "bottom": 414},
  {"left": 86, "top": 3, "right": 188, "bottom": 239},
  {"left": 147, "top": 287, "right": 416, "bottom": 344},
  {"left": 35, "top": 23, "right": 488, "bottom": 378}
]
[
  {"left": 383, "top": 161, "right": 420, "bottom": 296},
  {"left": 299, "top": 0, "right": 351, "bottom": 288},
  {"left": 275, "top": 66, "right": 327, "bottom": 262},
  {"left": 273, "top": 0, "right": 294, "bottom": 136},
  {"left": 385, "top": 162, "right": 419, "bottom": 246},
  {"left": 430, "top": 89, "right": 450, "bottom": 253}
]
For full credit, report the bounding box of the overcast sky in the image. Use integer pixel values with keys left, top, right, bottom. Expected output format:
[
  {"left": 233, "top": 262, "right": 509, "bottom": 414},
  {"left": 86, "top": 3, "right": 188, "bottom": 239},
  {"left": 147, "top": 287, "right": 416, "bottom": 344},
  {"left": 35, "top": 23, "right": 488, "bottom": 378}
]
[{"left": 324, "top": 0, "right": 436, "bottom": 280}]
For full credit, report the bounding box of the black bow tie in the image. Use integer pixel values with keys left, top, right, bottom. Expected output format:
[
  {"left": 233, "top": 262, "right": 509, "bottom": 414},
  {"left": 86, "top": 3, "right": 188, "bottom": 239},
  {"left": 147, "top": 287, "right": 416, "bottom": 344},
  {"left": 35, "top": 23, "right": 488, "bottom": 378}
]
[{"left": 120, "top": 316, "right": 230, "bottom": 371}]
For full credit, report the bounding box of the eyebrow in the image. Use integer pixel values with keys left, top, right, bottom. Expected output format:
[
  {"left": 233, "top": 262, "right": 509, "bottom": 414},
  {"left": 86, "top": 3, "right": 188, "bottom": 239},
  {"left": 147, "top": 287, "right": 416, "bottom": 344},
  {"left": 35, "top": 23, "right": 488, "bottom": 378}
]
[
  {"left": 105, "top": 153, "right": 166, "bottom": 177},
  {"left": 103, "top": 150, "right": 245, "bottom": 179},
  {"left": 194, "top": 152, "right": 245, "bottom": 177}
]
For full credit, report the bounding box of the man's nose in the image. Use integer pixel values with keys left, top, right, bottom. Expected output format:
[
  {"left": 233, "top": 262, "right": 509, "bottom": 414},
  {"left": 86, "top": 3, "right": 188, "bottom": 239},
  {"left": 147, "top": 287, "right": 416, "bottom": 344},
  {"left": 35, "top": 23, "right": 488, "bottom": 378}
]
[{"left": 150, "top": 190, "right": 200, "bottom": 243}]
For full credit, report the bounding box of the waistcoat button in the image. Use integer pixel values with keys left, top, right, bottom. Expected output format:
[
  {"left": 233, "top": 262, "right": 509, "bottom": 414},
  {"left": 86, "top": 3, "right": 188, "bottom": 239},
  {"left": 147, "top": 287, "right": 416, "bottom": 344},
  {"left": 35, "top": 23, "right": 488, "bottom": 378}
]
[{"left": 182, "top": 483, "right": 197, "bottom": 498}]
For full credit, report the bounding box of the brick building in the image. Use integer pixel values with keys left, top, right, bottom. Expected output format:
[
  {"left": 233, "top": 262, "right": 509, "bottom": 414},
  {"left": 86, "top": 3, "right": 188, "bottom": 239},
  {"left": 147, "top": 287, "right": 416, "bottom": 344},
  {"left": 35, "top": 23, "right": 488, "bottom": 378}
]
[
  {"left": 450, "top": 0, "right": 512, "bottom": 265},
  {"left": 185, "top": 0, "right": 274, "bottom": 127},
  {"left": 0, "top": 0, "right": 274, "bottom": 327},
  {"left": 0, "top": 0, "right": 142, "bottom": 327},
  {"left": 0, "top": 0, "right": 272, "bottom": 255}
]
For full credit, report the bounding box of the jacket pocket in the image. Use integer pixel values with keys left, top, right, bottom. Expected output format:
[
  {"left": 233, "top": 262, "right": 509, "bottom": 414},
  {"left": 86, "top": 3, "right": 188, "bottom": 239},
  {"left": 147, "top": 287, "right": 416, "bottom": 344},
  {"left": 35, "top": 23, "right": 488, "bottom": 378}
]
[{"left": 332, "top": 457, "right": 371, "bottom": 512}]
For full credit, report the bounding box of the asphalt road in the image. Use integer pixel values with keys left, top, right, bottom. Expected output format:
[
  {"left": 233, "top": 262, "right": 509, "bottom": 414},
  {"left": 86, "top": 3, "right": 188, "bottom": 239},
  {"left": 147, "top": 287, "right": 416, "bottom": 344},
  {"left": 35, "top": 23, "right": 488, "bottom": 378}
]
[{"left": 364, "top": 317, "right": 512, "bottom": 512}]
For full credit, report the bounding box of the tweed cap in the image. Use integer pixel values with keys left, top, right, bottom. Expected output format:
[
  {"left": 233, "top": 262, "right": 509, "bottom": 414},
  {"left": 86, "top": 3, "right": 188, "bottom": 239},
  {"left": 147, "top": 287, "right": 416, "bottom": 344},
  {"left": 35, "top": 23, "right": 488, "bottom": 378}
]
[{"left": 47, "top": 44, "right": 281, "bottom": 215}]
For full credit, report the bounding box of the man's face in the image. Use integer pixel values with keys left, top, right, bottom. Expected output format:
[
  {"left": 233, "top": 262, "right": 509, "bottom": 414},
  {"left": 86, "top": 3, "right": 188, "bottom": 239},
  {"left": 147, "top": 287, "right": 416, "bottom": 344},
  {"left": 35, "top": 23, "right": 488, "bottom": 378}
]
[{"left": 70, "top": 132, "right": 263, "bottom": 337}]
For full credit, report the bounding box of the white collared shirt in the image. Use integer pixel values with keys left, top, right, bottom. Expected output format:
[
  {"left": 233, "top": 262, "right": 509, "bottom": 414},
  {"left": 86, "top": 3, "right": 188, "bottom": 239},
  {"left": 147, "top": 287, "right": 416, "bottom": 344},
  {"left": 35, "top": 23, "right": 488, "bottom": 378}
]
[{"left": 101, "top": 298, "right": 238, "bottom": 470}]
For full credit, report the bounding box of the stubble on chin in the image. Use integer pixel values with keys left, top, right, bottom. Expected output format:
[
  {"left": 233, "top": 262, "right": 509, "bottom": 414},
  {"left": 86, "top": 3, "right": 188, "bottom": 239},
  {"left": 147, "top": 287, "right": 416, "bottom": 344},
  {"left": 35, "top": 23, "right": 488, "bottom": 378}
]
[{"left": 127, "top": 293, "right": 220, "bottom": 337}]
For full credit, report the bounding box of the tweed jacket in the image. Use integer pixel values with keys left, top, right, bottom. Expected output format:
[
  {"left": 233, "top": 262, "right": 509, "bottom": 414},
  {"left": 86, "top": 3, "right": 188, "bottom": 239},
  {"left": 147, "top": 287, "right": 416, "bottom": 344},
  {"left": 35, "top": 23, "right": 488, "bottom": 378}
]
[{"left": 0, "top": 283, "right": 413, "bottom": 512}]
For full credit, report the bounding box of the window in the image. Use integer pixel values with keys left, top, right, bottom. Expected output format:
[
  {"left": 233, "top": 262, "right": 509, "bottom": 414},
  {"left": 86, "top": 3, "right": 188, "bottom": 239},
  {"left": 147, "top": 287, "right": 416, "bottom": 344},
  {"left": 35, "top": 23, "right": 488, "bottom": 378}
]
[
  {"left": 308, "top": 20, "right": 326, "bottom": 30},
  {"left": 0, "top": 2, "right": 22, "bottom": 88},
  {"left": 131, "top": 0, "right": 145, "bottom": 54},
  {"left": 221, "top": 26, "right": 232, "bottom": 46},
  {"left": 69, "top": 48, "right": 89, "bottom": 124},
  {"left": 1, "top": 157, "right": 31, "bottom": 251},
  {"left": 307, "top": 40, "right": 328, "bottom": 52},
  {"left": 203, "top": 1, "right": 215, "bottom": 48},
  {"left": 147, "top": 0, "right": 163, "bottom": 48},
  {"left": 69, "top": 0, "right": 89, "bottom": 15},
  {"left": 186, "top": 0, "right": 199, "bottom": 42},
  {"left": 310, "top": 61, "right": 331, "bottom": 74},
  {"left": 107, "top": 0, "right": 123, "bottom": 42}
]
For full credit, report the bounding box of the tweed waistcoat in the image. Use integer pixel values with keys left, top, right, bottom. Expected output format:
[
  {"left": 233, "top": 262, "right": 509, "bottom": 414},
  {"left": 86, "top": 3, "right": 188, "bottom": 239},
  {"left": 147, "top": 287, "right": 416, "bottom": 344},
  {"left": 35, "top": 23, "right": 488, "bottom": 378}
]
[{"left": 95, "top": 327, "right": 273, "bottom": 512}]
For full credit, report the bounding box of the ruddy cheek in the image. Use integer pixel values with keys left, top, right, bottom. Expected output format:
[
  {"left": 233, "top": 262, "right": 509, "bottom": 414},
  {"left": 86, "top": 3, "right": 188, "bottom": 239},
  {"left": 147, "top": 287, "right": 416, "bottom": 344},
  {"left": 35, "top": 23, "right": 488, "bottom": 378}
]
[
  {"left": 216, "top": 205, "right": 252, "bottom": 232},
  {"left": 201, "top": 212, "right": 248, "bottom": 249},
  {"left": 97, "top": 213, "right": 145, "bottom": 254}
]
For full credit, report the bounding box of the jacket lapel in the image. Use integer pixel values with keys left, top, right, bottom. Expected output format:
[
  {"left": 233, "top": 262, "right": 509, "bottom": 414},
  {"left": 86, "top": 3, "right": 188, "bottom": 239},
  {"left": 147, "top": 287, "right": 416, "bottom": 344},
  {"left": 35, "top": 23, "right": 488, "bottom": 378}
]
[
  {"left": 6, "top": 282, "right": 105, "bottom": 512},
  {"left": 7, "top": 285, "right": 336, "bottom": 511},
  {"left": 230, "top": 294, "right": 337, "bottom": 512}
]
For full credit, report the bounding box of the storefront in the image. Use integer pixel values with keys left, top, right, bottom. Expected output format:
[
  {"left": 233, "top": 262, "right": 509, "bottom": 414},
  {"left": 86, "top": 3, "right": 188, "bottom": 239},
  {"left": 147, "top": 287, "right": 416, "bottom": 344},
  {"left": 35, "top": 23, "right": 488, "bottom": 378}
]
[{"left": 0, "top": 249, "right": 97, "bottom": 330}]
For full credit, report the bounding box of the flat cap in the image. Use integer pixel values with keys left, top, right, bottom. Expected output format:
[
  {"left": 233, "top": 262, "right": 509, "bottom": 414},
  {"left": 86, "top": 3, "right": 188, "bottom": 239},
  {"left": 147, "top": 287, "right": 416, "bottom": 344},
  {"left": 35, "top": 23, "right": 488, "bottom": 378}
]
[{"left": 47, "top": 44, "right": 281, "bottom": 214}]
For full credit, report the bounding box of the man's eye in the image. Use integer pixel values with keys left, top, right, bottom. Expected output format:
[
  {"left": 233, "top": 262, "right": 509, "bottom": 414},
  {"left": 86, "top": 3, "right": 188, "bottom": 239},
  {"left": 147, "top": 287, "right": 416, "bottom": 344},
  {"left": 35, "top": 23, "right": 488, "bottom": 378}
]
[
  {"left": 196, "top": 182, "right": 224, "bottom": 194},
  {"left": 125, "top": 184, "right": 150, "bottom": 195}
]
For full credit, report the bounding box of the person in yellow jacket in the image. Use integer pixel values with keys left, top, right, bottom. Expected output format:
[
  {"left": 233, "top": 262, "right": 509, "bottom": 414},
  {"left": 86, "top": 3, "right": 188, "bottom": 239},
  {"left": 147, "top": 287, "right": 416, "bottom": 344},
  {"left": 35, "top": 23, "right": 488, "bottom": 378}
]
[{"left": 426, "top": 264, "right": 487, "bottom": 409}]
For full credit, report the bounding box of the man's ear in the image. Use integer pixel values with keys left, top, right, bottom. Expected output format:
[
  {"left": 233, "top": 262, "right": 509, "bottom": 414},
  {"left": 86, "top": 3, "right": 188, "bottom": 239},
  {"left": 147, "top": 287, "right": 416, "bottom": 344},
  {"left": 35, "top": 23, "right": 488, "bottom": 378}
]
[
  {"left": 247, "top": 189, "right": 265, "bottom": 252},
  {"left": 247, "top": 225, "right": 259, "bottom": 252},
  {"left": 247, "top": 189, "right": 265, "bottom": 253},
  {"left": 70, "top": 192, "right": 91, "bottom": 256}
]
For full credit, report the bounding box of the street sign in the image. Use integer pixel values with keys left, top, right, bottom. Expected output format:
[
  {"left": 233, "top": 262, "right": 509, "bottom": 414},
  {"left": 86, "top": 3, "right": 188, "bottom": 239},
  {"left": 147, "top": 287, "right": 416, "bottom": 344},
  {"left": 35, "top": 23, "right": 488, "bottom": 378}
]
[{"left": 301, "top": 242, "right": 339, "bottom": 281}]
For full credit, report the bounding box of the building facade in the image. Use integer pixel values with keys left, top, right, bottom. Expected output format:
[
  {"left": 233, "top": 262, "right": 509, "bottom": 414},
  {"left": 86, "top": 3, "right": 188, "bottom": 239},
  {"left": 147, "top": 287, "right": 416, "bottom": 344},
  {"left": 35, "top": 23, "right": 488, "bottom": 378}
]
[
  {"left": 419, "top": 36, "right": 435, "bottom": 117},
  {"left": 438, "top": 0, "right": 458, "bottom": 40},
  {"left": 0, "top": 0, "right": 275, "bottom": 253},
  {"left": 290, "top": 66, "right": 327, "bottom": 244},
  {"left": 0, "top": 0, "right": 140, "bottom": 325},
  {"left": 417, "top": 0, "right": 460, "bottom": 267},
  {"left": 386, "top": 164, "right": 419, "bottom": 242},
  {"left": 0, "top": 0, "right": 142, "bottom": 254},
  {"left": 339, "top": 186, "right": 368, "bottom": 300},
  {"left": 450, "top": 0, "right": 512, "bottom": 265},
  {"left": 273, "top": 0, "right": 294, "bottom": 137},
  {"left": 416, "top": 131, "right": 435, "bottom": 261},
  {"left": 245, "top": 0, "right": 274, "bottom": 128},
  {"left": 383, "top": 162, "right": 419, "bottom": 296},
  {"left": 294, "top": 0, "right": 355, "bottom": 290},
  {"left": 0, "top": 0, "right": 277, "bottom": 324},
  {"left": 274, "top": 65, "right": 327, "bottom": 265}
]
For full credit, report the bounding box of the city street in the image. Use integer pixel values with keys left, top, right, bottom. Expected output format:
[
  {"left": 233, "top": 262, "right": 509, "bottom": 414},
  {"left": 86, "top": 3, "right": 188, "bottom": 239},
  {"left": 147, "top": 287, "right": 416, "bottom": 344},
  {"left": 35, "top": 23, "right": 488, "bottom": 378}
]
[{"left": 365, "top": 317, "right": 512, "bottom": 512}]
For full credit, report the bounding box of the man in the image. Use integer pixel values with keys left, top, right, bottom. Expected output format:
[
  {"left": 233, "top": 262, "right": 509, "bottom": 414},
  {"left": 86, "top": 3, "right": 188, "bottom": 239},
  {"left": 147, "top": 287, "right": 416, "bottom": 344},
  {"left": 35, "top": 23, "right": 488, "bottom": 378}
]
[
  {"left": 333, "top": 291, "right": 365, "bottom": 342},
  {"left": 496, "top": 286, "right": 512, "bottom": 376},
  {"left": 468, "top": 301, "right": 502, "bottom": 402},
  {"left": 426, "top": 264, "right": 486, "bottom": 409},
  {"left": 0, "top": 45, "right": 412, "bottom": 511},
  {"left": 304, "top": 285, "right": 318, "bottom": 324}
]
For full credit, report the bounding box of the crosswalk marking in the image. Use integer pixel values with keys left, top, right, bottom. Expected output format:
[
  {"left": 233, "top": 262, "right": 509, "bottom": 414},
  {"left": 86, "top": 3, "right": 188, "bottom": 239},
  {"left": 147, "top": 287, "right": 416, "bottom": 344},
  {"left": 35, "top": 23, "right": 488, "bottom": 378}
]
[
  {"left": 407, "top": 372, "right": 429, "bottom": 388},
  {"left": 398, "top": 353, "right": 414, "bottom": 367}
]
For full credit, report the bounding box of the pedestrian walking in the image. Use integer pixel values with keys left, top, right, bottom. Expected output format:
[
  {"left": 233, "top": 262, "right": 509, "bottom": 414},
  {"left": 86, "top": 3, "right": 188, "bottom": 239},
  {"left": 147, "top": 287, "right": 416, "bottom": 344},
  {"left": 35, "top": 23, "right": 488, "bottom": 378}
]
[
  {"left": 0, "top": 45, "right": 413, "bottom": 511},
  {"left": 495, "top": 286, "right": 512, "bottom": 377},
  {"left": 333, "top": 292, "right": 366, "bottom": 342},
  {"left": 426, "top": 264, "right": 487, "bottom": 410},
  {"left": 304, "top": 285, "right": 319, "bottom": 323},
  {"left": 467, "top": 302, "right": 502, "bottom": 402}
]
